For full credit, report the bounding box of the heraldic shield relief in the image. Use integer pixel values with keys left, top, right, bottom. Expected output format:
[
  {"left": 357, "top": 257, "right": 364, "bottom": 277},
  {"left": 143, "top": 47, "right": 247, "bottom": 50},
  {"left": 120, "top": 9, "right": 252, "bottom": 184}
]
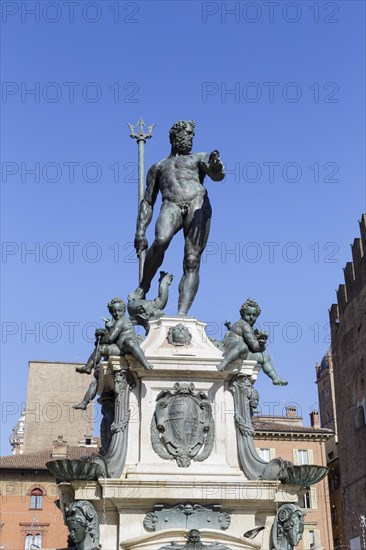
[{"left": 151, "top": 382, "right": 215, "bottom": 467}]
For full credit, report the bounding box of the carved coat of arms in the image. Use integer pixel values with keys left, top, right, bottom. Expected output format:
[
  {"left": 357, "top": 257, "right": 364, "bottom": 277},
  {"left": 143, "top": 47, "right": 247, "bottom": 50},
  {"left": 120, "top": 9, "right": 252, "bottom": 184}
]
[{"left": 151, "top": 383, "right": 214, "bottom": 467}]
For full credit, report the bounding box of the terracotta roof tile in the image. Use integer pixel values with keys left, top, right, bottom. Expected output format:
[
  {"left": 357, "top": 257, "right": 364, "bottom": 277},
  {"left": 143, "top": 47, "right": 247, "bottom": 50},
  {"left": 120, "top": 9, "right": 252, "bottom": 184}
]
[
  {"left": 252, "top": 417, "right": 334, "bottom": 434},
  {"left": 0, "top": 446, "right": 99, "bottom": 470}
]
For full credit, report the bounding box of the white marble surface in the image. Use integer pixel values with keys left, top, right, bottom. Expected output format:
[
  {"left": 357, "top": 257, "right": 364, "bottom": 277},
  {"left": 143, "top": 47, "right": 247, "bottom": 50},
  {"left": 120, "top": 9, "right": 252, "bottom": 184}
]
[{"left": 57, "top": 317, "right": 299, "bottom": 550}]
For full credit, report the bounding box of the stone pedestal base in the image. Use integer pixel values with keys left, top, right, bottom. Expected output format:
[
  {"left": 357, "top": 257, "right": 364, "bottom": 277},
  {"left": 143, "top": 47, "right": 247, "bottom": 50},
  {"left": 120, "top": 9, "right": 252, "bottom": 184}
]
[{"left": 57, "top": 317, "right": 300, "bottom": 550}]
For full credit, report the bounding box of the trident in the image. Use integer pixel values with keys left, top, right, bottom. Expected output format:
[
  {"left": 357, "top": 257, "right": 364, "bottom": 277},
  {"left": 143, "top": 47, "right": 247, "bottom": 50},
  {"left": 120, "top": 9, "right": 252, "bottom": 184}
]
[{"left": 128, "top": 117, "right": 156, "bottom": 283}]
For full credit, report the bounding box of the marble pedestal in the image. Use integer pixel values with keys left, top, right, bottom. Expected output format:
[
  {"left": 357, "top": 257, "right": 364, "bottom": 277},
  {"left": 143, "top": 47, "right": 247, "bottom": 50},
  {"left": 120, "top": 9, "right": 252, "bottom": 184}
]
[{"left": 58, "top": 317, "right": 299, "bottom": 550}]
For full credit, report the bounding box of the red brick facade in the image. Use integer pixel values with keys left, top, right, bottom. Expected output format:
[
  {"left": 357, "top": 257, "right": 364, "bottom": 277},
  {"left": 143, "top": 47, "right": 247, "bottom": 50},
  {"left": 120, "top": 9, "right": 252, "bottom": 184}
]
[{"left": 329, "top": 214, "right": 366, "bottom": 549}]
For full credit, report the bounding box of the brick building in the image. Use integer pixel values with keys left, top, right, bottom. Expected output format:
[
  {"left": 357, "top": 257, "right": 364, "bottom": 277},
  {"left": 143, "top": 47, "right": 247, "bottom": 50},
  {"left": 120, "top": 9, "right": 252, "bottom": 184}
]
[
  {"left": 328, "top": 214, "right": 366, "bottom": 549},
  {"left": 316, "top": 351, "right": 345, "bottom": 549},
  {"left": 0, "top": 439, "right": 96, "bottom": 550},
  {"left": 253, "top": 406, "right": 334, "bottom": 550},
  {"left": 1, "top": 360, "right": 98, "bottom": 549}
]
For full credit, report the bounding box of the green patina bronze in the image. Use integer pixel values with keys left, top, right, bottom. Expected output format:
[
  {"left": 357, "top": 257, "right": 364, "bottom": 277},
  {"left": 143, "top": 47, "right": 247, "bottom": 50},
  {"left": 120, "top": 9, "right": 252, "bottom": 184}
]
[
  {"left": 65, "top": 500, "right": 100, "bottom": 550},
  {"left": 46, "top": 455, "right": 108, "bottom": 482},
  {"left": 133, "top": 120, "right": 225, "bottom": 316},
  {"left": 73, "top": 297, "right": 152, "bottom": 410},
  {"left": 128, "top": 271, "right": 174, "bottom": 332},
  {"left": 271, "top": 504, "right": 305, "bottom": 550},
  {"left": 159, "top": 529, "right": 233, "bottom": 550},
  {"left": 217, "top": 299, "right": 288, "bottom": 386},
  {"left": 144, "top": 504, "right": 231, "bottom": 532}
]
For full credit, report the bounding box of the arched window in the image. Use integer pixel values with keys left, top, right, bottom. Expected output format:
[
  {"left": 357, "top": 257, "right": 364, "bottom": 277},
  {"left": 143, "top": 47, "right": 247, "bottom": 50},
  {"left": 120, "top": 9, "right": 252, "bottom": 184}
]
[
  {"left": 30, "top": 488, "right": 43, "bottom": 510},
  {"left": 24, "top": 533, "right": 42, "bottom": 549}
]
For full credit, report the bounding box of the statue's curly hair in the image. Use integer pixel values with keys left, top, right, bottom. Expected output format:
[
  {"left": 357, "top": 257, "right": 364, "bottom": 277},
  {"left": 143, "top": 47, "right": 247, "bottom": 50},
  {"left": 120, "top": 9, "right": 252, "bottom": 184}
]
[
  {"left": 66, "top": 500, "right": 100, "bottom": 545},
  {"left": 169, "top": 120, "right": 195, "bottom": 143},
  {"left": 239, "top": 299, "right": 261, "bottom": 319},
  {"left": 107, "top": 297, "right": 126, "bottom": 314},
  {"left": 274, "top": 504, "right": 304, "bottom": 549}
]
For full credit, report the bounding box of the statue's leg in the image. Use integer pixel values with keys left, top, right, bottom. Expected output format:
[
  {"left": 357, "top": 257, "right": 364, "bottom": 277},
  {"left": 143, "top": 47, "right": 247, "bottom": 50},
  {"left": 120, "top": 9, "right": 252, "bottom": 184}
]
[
  {"left": 73, "top": 377, "right": 98, "bottom": 410},
  {"left": 178, "top": 197, "right": 212, "bottom": 315},
  {"left": 139, "top": 202, "right": 183, "bottom": 294},
  {"left": 217, "top": 342, "right": 248, "bottom": 371},
  {"left": 122, "top": 338, "right": 153, "bottom": 370},
  {"left": 261, "top": 354, "right": 288, "bottom": 385},
  {"left": 76, "top": 344, "right": 105, "bottom": 374}
]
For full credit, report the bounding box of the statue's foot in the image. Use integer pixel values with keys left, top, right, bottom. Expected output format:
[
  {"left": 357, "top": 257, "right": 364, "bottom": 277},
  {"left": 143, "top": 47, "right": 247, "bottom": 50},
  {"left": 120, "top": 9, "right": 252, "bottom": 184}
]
[
  {"left": 216, "top": 362, "right": 227, "bottom": 372},
  {"left": 73, "top": 402, "right": 87, "bottom": 410},
  {"left": 76, "top": 365, "right": 92, "bottom": 374},
  {"left": 273, "top": 377, "right": 288, "bottom": 386},
  {"left": 177, "top": 310, "right": 188, "bottom": 317}
]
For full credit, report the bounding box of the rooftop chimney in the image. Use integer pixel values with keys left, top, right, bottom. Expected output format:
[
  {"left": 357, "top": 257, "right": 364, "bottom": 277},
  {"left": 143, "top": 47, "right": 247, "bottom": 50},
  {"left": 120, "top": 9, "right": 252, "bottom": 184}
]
[
  {"left": 310, "top": 411, "right": 320, "bottom": 428},
  {"left": 286, "top": 405, "right": 298, "bottom": 418},
  {"left": 51, "top": 435, "right": 68, "bottom": 458}
]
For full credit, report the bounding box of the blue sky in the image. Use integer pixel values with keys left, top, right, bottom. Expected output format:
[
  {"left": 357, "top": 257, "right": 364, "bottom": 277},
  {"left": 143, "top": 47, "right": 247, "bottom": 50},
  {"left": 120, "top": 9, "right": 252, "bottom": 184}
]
[{"left": 1, "top": 0, "right": 365, "bottom": 453}]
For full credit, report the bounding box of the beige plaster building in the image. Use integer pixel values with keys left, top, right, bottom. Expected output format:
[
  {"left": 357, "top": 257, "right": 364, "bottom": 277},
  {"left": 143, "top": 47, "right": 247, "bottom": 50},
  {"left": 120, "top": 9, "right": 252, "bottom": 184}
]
[
  {"left": 19, "top": 361, "right": 95, "bottom": 455},
  {"left": 253, "top": 406, "right": 333, "bottom": 550},
  {"left": 316, "top": 351, "right": 345, "bottom": 549}
]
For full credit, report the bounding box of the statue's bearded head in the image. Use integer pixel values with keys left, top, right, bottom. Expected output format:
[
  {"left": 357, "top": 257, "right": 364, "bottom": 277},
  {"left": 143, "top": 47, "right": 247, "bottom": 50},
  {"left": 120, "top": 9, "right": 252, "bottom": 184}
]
[{"left": 169, "top": 120, "right": 195, "bottom": 154}]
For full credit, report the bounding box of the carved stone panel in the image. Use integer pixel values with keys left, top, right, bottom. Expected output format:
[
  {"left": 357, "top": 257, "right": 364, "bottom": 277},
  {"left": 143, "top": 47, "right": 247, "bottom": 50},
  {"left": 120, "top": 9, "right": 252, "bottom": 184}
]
[
  {"left": 151, "top": 383, "right": 214, "bottom": 467},
  {"left": 144, "top": 504, "right": 231, "bottom": 531},
  {"left": 167, "top": 324, "right": 193, "bottom": 346},
  {"left": 158, "top": 529, "right": 233, "bottom": 549}
]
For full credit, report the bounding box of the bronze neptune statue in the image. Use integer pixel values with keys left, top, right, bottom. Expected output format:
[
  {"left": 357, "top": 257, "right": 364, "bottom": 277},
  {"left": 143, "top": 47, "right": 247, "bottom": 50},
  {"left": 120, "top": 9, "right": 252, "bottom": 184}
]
[{"left": 133, "top": 120, "right": 225, "bottom": 315}]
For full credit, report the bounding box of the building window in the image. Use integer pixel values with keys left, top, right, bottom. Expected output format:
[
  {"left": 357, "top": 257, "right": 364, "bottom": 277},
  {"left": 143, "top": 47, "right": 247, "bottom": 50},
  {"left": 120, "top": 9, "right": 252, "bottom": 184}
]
[
  {"left": 331, "top": 505, "right": 337, "bottom": 523},
  {"left": 25, "top": 533, "right": 42, "bottom": 549},
  {"left": 303, "top": 490, "right": 312, "bottom": 509},
  {"left": 258, "top": 448, "right": 271, "bottom": 461},
  {"left": 330, "top": 474, "right": 340, "bottom": 492},
  {"left": 327, "top": 451, "right": 334, "bottom": 461},
  {"left": 297, "top": 450, "right": 309, "bottom": 465},
  {"left": 309, "top": 530, "right": 315, "bottom": 548},
  {"left": 30, "top": 488, "right": 43, "bottom": 510}
]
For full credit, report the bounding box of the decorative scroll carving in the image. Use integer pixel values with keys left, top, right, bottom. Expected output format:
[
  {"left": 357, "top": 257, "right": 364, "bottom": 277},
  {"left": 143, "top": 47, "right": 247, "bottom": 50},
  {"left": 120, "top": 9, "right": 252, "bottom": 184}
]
[
  {"left": 229, "top": 374, "right": 290, "bottom": 481},
  {"left": 101, "top": 369, "right": 136, "bottom": 478},
  {"left": 229, "top": 374, "right": 329, "bottom": 486},
  {"left": 144, "top": 504, "right": 231, "bottom": 531},
  {"left": 151, "top": 383, "right": 214, "bottom": 467}
]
